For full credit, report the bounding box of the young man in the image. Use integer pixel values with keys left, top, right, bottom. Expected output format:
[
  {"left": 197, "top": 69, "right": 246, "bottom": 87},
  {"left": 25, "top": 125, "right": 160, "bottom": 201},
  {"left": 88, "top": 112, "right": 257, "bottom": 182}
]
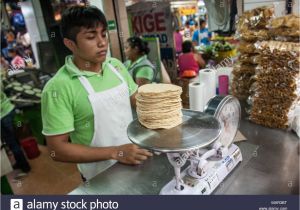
[
  {"left": 192, "top": 19, "right": 212, "bottom": 46},
  {"left": 41, "top": 6, "right": 152, "bottom": 180}
]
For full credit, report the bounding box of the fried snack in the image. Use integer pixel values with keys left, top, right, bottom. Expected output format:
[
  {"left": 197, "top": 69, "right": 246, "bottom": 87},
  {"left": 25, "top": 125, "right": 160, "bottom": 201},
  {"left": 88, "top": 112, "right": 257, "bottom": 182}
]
[
  {"left": 238, "top": 53, "right": 259, "bottom": 64},
  {"left": 237, "top": 41, "right": 257, "bottom": 54},
  {"left": 239, "top": 29, "right": 270, "bottom": 41},
  {"left": 269, "top": 14, "right": 300, "bottom": 29},
  {"left": 249, "top": 40, "right": 300, "bottom": 129},
  {"left": 237, "top": 6, "right": 274, "bottom": 31},
  {"left": 232, "top": 64, "right": 257, "bottom": 75}
]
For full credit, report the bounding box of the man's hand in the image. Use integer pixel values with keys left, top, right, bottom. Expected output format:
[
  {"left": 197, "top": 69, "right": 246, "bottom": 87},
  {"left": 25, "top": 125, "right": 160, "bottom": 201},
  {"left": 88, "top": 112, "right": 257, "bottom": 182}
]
[
  {"left": 135, "top": 78, "right": 151, "bottom": 87},
  {"left": 112, "top": 144, "right": 153, "bottom": 165}
]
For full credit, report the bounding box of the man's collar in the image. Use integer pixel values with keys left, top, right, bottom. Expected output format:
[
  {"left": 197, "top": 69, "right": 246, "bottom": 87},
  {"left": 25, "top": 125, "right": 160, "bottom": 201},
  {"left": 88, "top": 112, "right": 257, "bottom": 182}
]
[{"left": 65, "top": 55, "right": 109, "bottom": 78}]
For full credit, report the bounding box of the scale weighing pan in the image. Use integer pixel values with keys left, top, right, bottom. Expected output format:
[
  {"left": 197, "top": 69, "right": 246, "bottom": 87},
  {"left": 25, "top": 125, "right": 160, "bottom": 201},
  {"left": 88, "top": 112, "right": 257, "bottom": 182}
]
[{"left": 127, "top": 109, "right": 221, "bottom": 153}]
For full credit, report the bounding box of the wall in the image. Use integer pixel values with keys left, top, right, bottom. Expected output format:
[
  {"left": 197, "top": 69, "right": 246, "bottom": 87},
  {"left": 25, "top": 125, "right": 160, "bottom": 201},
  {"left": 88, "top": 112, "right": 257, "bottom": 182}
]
[{"left": 293, "top": 0, "right": 299, "bottom": 14}]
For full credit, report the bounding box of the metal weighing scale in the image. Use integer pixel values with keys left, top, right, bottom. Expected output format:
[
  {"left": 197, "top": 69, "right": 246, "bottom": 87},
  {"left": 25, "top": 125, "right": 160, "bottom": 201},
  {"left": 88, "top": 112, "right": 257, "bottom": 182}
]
[{"left": 127, "top": 95, "right": 242, "bottom": 195}]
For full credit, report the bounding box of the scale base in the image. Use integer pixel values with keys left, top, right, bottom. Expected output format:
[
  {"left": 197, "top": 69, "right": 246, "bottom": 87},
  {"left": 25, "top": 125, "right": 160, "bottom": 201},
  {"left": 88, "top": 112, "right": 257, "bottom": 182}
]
[{"left": 160, "top": 144, "right": 242, "bottom": 195}]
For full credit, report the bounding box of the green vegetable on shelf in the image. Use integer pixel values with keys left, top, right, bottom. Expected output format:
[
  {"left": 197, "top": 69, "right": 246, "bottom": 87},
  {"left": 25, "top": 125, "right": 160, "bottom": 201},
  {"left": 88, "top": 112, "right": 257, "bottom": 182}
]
[{"left": 212, "top": 41, "right": 234, "bottom": 52}]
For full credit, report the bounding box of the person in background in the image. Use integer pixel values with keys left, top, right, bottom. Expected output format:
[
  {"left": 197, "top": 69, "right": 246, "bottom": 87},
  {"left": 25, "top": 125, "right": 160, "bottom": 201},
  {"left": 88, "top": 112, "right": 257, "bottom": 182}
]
[
  {"left": 183, "top": 21, "right": 192, "bottom": 40},
  {"left": 16, "top": 28, "right": 31, "bottom": 48},
  {"left": 5, "top": 30, "right": 16, "bottom": 47},
  {"left": 1, "top": 90, "right": 31, "bottom": 173},
  {"left": 8, "top": 47, "right": 25, "bottom": 69},
  {"left": 192, "top": 19, "right": 212, "bottom": 46},
  {"left": 174, "top": 27, "right": 183, "bottom": 57},
  {"left": 124, "top": 36, "right": 155, "bottom": 86},
  {"left": 194, "top": 21, "right": 199, "bottom": 32},
  {"left": 178, "top": 40, "right": 205, "bottom": 78},
  {"left": 9, "top": 2, "right": 26, "bottom": 33},
  {"left": 189, "top": 18, "right": 195, "bottom": 32},
  {"left": 2, "top": 30, "right": 17, "bottom": 62}
]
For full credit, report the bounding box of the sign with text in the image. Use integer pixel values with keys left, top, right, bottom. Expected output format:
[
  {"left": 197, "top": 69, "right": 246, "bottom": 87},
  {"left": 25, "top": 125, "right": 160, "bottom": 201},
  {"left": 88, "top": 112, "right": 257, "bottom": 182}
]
[
  {"left": 1, "top": 195, "right": 299, "bottom": 210},
  {"left": 107, "top": 20, "right": 117, "bottom": 31},
  {"left": 127, "top": 2, "right": 176, "bottom": 80},
  {"left": 179, "top": 6, "right": 197, "bottom": 16}
]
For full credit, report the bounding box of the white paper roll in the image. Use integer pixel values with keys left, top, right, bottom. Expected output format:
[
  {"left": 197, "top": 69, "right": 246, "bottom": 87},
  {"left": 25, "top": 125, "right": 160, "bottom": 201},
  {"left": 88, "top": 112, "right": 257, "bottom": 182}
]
[
  {"left": 199, "top": 69, "right": 216, "bottom": 105},
  {"left": 189, "top": 82, "right": 205, "bottom": 112}
]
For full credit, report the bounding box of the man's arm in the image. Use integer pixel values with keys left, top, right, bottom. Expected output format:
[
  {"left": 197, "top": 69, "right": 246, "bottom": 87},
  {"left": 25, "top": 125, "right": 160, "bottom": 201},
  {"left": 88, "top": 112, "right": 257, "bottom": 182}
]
[
  {"left": 194, "top": 53, "right": 206, "bottom": 68},
  {"left": 47, "top": 133, "right": 152, "bottom": 164},
  {"left": 135, "top": 78, "right": 151, "bottom": 87}
]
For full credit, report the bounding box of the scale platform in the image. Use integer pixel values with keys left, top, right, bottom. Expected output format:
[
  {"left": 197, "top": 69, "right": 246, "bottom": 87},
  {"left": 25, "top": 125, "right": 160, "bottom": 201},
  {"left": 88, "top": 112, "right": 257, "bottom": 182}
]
[
  {"left": 127, "top": 96, "right": 242, "bottom": 195},
  {"left": 127, "top": 109, "right": 222, "bottom": 153}
]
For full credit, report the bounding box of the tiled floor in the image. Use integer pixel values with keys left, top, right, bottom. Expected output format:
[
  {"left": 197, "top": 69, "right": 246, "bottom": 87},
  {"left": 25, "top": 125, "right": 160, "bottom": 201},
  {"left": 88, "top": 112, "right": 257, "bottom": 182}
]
[{"left": 6, "top": 145, "right": 82, "bottom": 195}]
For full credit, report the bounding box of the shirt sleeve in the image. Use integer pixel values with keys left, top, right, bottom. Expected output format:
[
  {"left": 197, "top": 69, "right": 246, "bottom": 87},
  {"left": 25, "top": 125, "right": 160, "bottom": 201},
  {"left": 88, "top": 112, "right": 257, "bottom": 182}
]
[
  {"left": 135, "top": 66, "right": 154, "bottom": 81},
  {"left": 111, "top": 58, "right": 138, "bottom": 96},
  {"left": 208, "top": 31, "right": 212, "bottom": 38},
  {"left": 41, "top": 79, "right": 75, "bottom": 136}
]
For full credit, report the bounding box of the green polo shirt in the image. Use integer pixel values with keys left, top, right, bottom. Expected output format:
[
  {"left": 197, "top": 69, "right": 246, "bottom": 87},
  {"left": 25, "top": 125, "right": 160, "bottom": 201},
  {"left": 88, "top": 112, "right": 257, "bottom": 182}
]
[
  {"left": 41, "top": 56, "right": 138, "bottom": 146},
  {"left": 125, "top": 55, "right": 154, "bottom": 81},
  {"left": 1, "top": 90, "right": 14, "bottom": 119}
]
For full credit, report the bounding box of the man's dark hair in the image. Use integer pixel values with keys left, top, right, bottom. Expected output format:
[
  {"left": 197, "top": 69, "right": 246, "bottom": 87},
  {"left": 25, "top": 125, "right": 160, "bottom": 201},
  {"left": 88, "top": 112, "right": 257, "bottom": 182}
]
[
  {"left": 8, "top": 48, "right": 17, "bottom": 53},
  {"left": 200, "top": 19, "right": 206, "bottom": 27},
  {"left": 60, "top": 6, "right": 107, "bottom": 42},
  {"left": 182, "top": 40, "right": 193, "bottom": 53}
]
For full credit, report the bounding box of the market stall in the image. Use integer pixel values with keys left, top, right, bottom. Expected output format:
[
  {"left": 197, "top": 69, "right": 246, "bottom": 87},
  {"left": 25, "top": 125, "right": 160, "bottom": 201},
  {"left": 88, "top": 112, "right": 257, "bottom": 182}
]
[{"left": 1, "top": 1, "right": 299, "bottom": 200}]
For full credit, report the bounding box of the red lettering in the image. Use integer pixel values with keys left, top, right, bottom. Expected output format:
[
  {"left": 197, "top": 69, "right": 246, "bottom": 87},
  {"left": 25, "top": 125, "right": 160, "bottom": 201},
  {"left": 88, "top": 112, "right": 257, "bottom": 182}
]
[
  {"left": 132, "top": 16, "right": 140, "bottom": 33},
  {"left": 143, "top": 14, "right": 155, "bottom": 32},
  {"left": 138, "top": 16, "right": 143, "bottom": 33},
  {"left": 155, "top": 12, "right": 166, "bottom": 31}
]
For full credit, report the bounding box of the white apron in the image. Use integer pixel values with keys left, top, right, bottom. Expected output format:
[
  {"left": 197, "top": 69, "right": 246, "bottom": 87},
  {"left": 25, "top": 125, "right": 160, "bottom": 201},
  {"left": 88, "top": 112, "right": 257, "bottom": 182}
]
[{"left": 77, "top": 64, "right": 133, "bottom": 180}]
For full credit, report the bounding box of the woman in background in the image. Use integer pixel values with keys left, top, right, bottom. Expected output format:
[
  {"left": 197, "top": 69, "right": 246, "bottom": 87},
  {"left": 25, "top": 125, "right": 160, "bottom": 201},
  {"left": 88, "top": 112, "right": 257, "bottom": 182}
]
[
  {"left": 174, "top": 27, "right": 183, "bottom": 57},
  {"left": 8, "top": 47, "right": 25, "bottom": 69},
  {"left": 124, "top": 36, "right": 156, "bottom": 86},
  {"left": 178, "top": 40, "right": 205, "bottom": 79}
]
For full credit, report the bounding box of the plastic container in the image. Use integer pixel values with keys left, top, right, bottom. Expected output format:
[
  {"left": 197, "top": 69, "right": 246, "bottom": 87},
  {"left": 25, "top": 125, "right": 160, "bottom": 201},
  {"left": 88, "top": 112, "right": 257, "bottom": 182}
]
[
  {"left": 21, "top": 137, "right": 40, "bottom": 159},
  {"left": 219, "top": 75, "right": 229, "bottom": 96}
]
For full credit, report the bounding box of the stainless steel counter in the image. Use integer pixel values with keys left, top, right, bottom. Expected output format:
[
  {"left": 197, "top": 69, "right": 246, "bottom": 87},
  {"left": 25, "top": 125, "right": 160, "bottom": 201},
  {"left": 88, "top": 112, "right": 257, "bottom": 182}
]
[{"left": 70, "top": 108, "right": 299, "bottom": 195}]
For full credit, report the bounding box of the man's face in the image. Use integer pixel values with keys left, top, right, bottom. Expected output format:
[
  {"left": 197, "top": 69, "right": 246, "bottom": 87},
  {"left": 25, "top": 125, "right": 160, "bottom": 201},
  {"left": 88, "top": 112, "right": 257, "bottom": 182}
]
[
  {"left": 71, "top": 24, "right": 108, "bottom": 64},
  {"left": 200, "top": 22, "right": 206, "bottom": 29}
]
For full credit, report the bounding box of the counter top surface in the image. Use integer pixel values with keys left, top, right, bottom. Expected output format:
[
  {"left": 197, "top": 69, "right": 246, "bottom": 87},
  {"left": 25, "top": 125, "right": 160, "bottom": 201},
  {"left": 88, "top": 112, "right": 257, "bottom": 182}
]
[{"left": 70, "top": 108, "right": 299, "bottom": 195}]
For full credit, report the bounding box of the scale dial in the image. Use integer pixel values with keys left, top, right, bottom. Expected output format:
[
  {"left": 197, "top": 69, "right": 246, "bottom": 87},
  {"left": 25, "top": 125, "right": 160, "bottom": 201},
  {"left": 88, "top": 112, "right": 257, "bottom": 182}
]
[{"left": 204, "top": 95, "right": 241, "bottom": 148}]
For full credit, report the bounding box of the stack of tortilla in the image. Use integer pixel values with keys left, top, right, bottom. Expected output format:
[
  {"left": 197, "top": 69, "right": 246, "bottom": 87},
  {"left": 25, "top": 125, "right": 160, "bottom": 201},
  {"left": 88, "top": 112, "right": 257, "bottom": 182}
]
[{"left": 136, "top": 84, "right": 183, "bottom": 129}]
